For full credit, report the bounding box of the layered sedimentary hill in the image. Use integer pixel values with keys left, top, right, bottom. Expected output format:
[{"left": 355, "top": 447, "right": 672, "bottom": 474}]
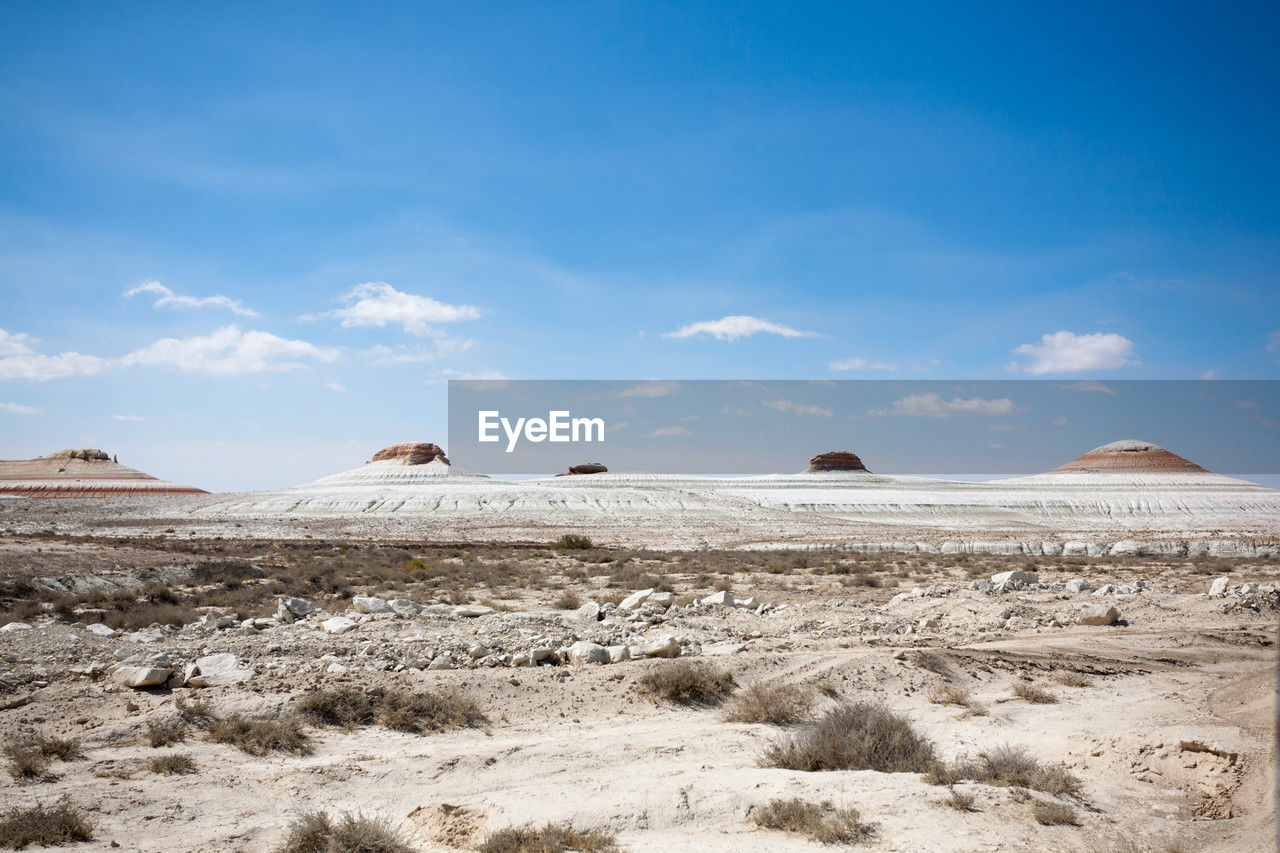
[
  {"left": 1049, "top": 439, "right": 1209, "bottom": 474},
  {"left": 805, "top": 451, "right": 870, "bottom": 473},
  {"left": 0, "top": 449, "right": 206, "bottom": 497}
]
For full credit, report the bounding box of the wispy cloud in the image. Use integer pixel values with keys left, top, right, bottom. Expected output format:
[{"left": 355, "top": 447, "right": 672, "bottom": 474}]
[
  {"left": 358, "top": 339, "right": 473, "bottom": 364},
  {"left": 323, "top": 381, "right": 347, "bottom": 392},
  {"left": 2, "top": 402, "right": 40, "bottom": 415},
  {"left": 0, "top": 329, "right": 37, "bottom": 356},
  {"left": 125, "top": 280, "right": 258, "bottom": 317},
  {"left": 1055, "top": 380, "right": 1116, "bottom": 395},
  {"left": 1268, "top": 330, "right": 1280, "bottom": 353},
  {"left": 663, "top": 315, "right": 817, "bottom": 342},
  {"left": 647, "top": 425, "right": 691, "bottom": 437},
  {"left": 112, "top": 414, "right": 145, "bottom": 421},
  {"left": 119, "top": 326, "right": 339, "bottom": 375},
  {"left": 618, "top": 380, "right": 682, "bottom": 398},
  {"left": 1010, "top": 331, "right": 1136, "bottom": 374},
  {"left": 305, "top": 282, "right": 481, "bottom": 337},
  {"left": 869, "top": 392, "right": 1021, "bottom": 417},
  {"left": 763, "top": 398, "right": 834, "bottom": 417},
  {"left": 0, "top": 342, "right": 109, "bottom": 381},
  {"left": 828, "top": 358, "right": 897, "bottom": 371}
]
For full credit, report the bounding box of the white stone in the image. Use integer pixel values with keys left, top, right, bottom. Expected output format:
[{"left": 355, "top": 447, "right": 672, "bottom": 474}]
[
  {"left": 187, "top": 652, "right": 254, "bottom": 687},
  {"left": 85, "top": 623, "right": 117, "bottom": 637},
  {"left": 1079, "top": 604, "right": 1120, "bottom": 626},
  {"left": 699, "top": 590, "right": 735, "bottom": 607},
  {"left": 468, "top": 642, "right": 489, "bottom": 659},
  {"left": 606, "top": 645, "right": 631, "bottom": 663},
  {"left": 0, "top": 622, "right": 32, "bottom": 633},
  {"left": 575, "top": 601, "right": 601, "bottom": 621},
  {"left": 326, "top": 663, "right": 349, "bottom": 674},
  {"left": 111, "top": 665, "right": 172, "bottom": 688},
  {"left": 633, "top": 635, "right": 680, "bottom": 658},
  {"left": 734, "top": 596, "right": 760, "bottom": 609},
  {"left": 454, "top": 605, "right": 494, "bottom": 618},
  {"left": 990, "top": 570, "right": 1037, "bottom": 587},
  {"left": 1208, "top": 576, "right": 1230, "bottom": 596},
  {"left": 702, "top": 641, "right": 747, "bottom": 656},
  {"left": 351, "top": 596, "right": 391, "bottom": 614},
  {"left": 388, "top": 599, "right": 422, "bottom": 617},
  {"left": 567, "top": 641, "right": 610, "bottom": 665},
  {"left": 648, "top": 591, "right": 674, "bottom": 607},
  {"left": 1065, "top": 579, "right": 1091, "bottom": 594},
  {"left": 619, "top": 589, "right": 654, "bottom": 611},
  {"left": 428, "top": 654, "right": 456, "bottom": 670},
  {"left": 322, "top": 616, "right": 357, "bottom": 634},
  {"left": 281, "top": 597, "right": 315, "bottom": 616}
]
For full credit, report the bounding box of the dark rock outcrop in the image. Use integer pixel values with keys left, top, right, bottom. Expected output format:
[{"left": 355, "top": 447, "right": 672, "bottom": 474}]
[
  {"left": 806, "top": 451, "right": 869, "bottom": 473},
  {"left": 557, "top": 463, "right": 608, "bottom": 476},
  {"left": 368, "top": 443, "right": 450, "bottom": 466}
]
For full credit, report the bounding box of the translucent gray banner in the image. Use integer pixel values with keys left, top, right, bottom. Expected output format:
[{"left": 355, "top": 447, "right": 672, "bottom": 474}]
[{"left": 446, "top": 380, "right": 1280, "bottom": 476}]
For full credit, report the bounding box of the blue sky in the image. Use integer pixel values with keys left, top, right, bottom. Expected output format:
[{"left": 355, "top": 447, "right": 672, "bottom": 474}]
[{"left": 1, "top": 2, "right": 1278, "bottom": 490}]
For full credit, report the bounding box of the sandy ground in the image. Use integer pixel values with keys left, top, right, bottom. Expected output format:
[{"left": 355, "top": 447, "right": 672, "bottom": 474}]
[{"left": 0, "top": 522, "right": 1275, "bottom": 852}]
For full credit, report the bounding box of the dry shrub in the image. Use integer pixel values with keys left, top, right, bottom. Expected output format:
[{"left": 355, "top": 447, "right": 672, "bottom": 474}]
[
  {"left": 147, "top": 753, "right": 197, "bottom": 775},
  {"left": 1052, "top": 672, "right": 1093, "bottom": 688},
  {"left": 275, "top": 810, "right": 414, "bottom": 853},
  {"left": 1012, "top": 683, "right": 1057, "bottom": 704},
  {"left": 724, "top": 682, "right": 813, "bottom": 725},
  {"left": 478, "top": 822, "right": 618, "bottom": 853},
  {"left": 553, "top": 534, "right": 593, "bottom": 551},
  {"left": 763, "top": 701, "right": 937, "bottom": 773},
  {"left": 4, "top": 735, "right": 81, "bottom": 780},
  {"left": 752, "top": 798, "right": 874, "bottom": 844},
  {"left": 176, "top": 696, "right": 216, "bottom": 724},
  {"left": 1032, "top": 799, "right": 1078, "bottom": 825},
  {"left": 946, "top": 790, "right": 975, "bottom": 811},
  {"left": 207, "top": 715, "right": 312, "bottom": 756},
  {"left": 553, "top": 591, "right": 581, "bottom": 610},
  {"left": 145, "top": 718, "right": 188, "bottom": 748},
  {"left": 0, "top": 799, "right": 93, "bottom": 848},
  {"left": 929, "top": 745, "right": 1080, "bottom": 796},
  {"left": 929, "top": 684, "right": 972, "bottom": 708},
  {"left": 634, "top": 661, "right": 736, "bottom": 706},
  {"left": 297, "top": 687, "right": 486, "bottom": 734}
]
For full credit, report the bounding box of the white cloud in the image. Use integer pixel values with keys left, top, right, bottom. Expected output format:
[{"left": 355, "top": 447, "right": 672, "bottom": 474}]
[
  {"left": 306, "top": 282, "right": 481, "bottom": 337},
  {"left": 618, "top": 380, "right": 682, "bottom": 398},
  {"left": 358, "top": 339, "right": 472, "bottom": 364},
  {"left": 323, "top": 381, "right": 347, "bottom": 393},
  {"left": 2, "top": 402, "right": 40, "bottom": 415},
  {"left": 763, "top": 398, "right": 834, "bottom": 417},
  {"left": 125, "top": 280, "right": 258, "bottom": 317},
  {"left": 1268, "top": 330, "right": 1280, "bottom": 353},
  {"left": 120, "top": 326, "right": 339, "bottom": 375},
  {"left": 662, "top": 315, "right": 817, "bottom": 342},
  {"left": 0, "top": 350, "right": 110, "bottom": 381},
  {"left": 113, "top": 414, "right": 145, "bottom": 421},
  {"left": 1200, "top": 369, "right": 1220, "bottom": 380},
  {"left": 869, "top": 393, "right": 1021, "bottom": 418},
  {"left": 0, "top": 329, "right": 37, "bottom": 356},
  {"left": 1056, "top": 380, "right": 1116, "bottom": 395},
  {"left": 647, "top": 425, "right": 691, "bottom": 437},
  {"left": 1051, "top": 416, "right": 1069, "bottom": 426},
  {"left": 1011, "top": 331, "right": 1136, "bottom": 374},
  {"left": 828, "top": 358, "right": 898, "bottom": 371}
]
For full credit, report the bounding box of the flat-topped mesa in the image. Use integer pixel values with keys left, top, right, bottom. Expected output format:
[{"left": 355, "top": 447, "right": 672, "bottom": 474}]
[
  {"left": 1049, "top": 439, "right": 1209, "bottom": 474},
  {"left": 368, "top": 443, "right": 450, "bottom": 466},
  {"left": 0, "top": 449, "right": 206, "bottom": 496},
  {"left": 806, "top": 451, "right": 870, "bottom": 473},
  {"left": 556, "top": 463, "right": 608, "bottom": 477}
]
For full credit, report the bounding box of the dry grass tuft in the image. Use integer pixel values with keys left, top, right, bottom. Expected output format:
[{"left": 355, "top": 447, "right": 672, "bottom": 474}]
[
  {"left": 1032, "top": 799, "right": 1079, "bottom": 825},
  {"left": 145, "top": 718, "right": 188, "bottom": 748},
  {"left": 945, "top": 789, "right": 976, "bottom": 811},
  {"left": 3, "top": 735, "right": 81, "bottom": 780},
  {"left": 752, "top": 797, "right": 874, "bottom": 844},
  {"left": 553, "top": 591, "right": 581, "bottom": 610},
  {"left": 297, "top": 686, "right": 486, "bottom": 734},
  {"left": 1012, "top": 682, "right": 1058, "bottom": 704},
  {"left": 764, "top": 701, "right": 937, "bottom": 773},
  {"left": 207, "top": 715, "right": 312, "bottom": 756},
  {"left": 0, "top": 799, "right": 93, "bottom": 848},
  {"left": 635, "top": 661, "right": 736, "bottom": 707},
  {"left": 275, "top": 810, "right": 414, "bottom": 853},
  {"left": 724, "top": 682, "right": 813, "bottom": 725},
  {"left": 928, "top": 744, "right": 1080, "bottom": 797},
  {"left": 478, "top": 822, "right": 618, "bottom": 853},
  {"left": 147, "top": 753, "right": 197, "bottom": 775},
  {"left": 929, "top": 683, "right": 972, "bottom": 708},
  {"left": 553, "top": 534, "right": 593, "bottom": 551},
  {"left": 1052, "top": 672, "right": 1094, "bottom": 688}
]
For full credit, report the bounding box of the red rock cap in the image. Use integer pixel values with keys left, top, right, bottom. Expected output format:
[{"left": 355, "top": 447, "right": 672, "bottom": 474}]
[
  {"left": 806, "top": 451, "right": 869, "bottom": 473},
  {"left": 368, "top": 443, "right": 451, "bottom": 466}
]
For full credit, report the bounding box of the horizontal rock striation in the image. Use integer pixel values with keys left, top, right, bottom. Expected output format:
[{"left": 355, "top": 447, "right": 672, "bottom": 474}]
[
  {"left": 806, "top": 451, "right": 869, "bottom": 473},
  {"left": 368, "top": 442, "right": 450, "bottom": 466}
]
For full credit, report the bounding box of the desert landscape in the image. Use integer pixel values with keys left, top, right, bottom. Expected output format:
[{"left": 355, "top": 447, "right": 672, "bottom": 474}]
[{"left": 0, "top": 441, "right": 1275, "bottom": 851}]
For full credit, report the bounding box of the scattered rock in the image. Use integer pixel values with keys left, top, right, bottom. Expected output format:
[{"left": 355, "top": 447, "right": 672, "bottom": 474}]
[
  {"left": 1209, "top": 576, "right": 1230, "bottom": 597},
  {"left": 990, "top": 570, "right": 1038, "bottom": 587},
  {"left": 606, "top": 645, "right": 631, "bottom": 664},
  {"left": 1065, "top": 579, "right": 1091, "bottom": 594},
  {"left": 619, "top": 589, "right": 654, "bottom": 611},
  {"left": 1079, "top": 605, "right": 1121, "bottom": 626},
  {"left": 112, "top": 665, "right": 172, "bottom": 688},
  {"left": 428, "top": 655, "right": 456, "bottom": 670},
  {"left": 702, "top": 641, "right": 747, "bottom": 656},
  {"left": 575, "top": 601, "right": 602, "bottom": 622},
  {"left": 352, "top": 596, "right": 391, "bottom": 614},
  {"left": 699, "top": 590, "right": 735, "bottom": 607},
  {"left": 187, "top": 652, "right": 253, "bottom": 687},
  {"left": 567, "top": 641, "right": 609, "bottom": 665},
  {"left": 632, "top": 635, "right": 680, "bottom": 658},
  {"left": 389, "top": 599, "right": 423, "bottom": 617},
  {"left": 322, "top": 616, "right": 358, "bottom": 634},
  {"left": 454, "top": 605, "right": 494, "bottom": 618},
  {"left": 0, "top": 622, "right": 32, "bottom": 633}
]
